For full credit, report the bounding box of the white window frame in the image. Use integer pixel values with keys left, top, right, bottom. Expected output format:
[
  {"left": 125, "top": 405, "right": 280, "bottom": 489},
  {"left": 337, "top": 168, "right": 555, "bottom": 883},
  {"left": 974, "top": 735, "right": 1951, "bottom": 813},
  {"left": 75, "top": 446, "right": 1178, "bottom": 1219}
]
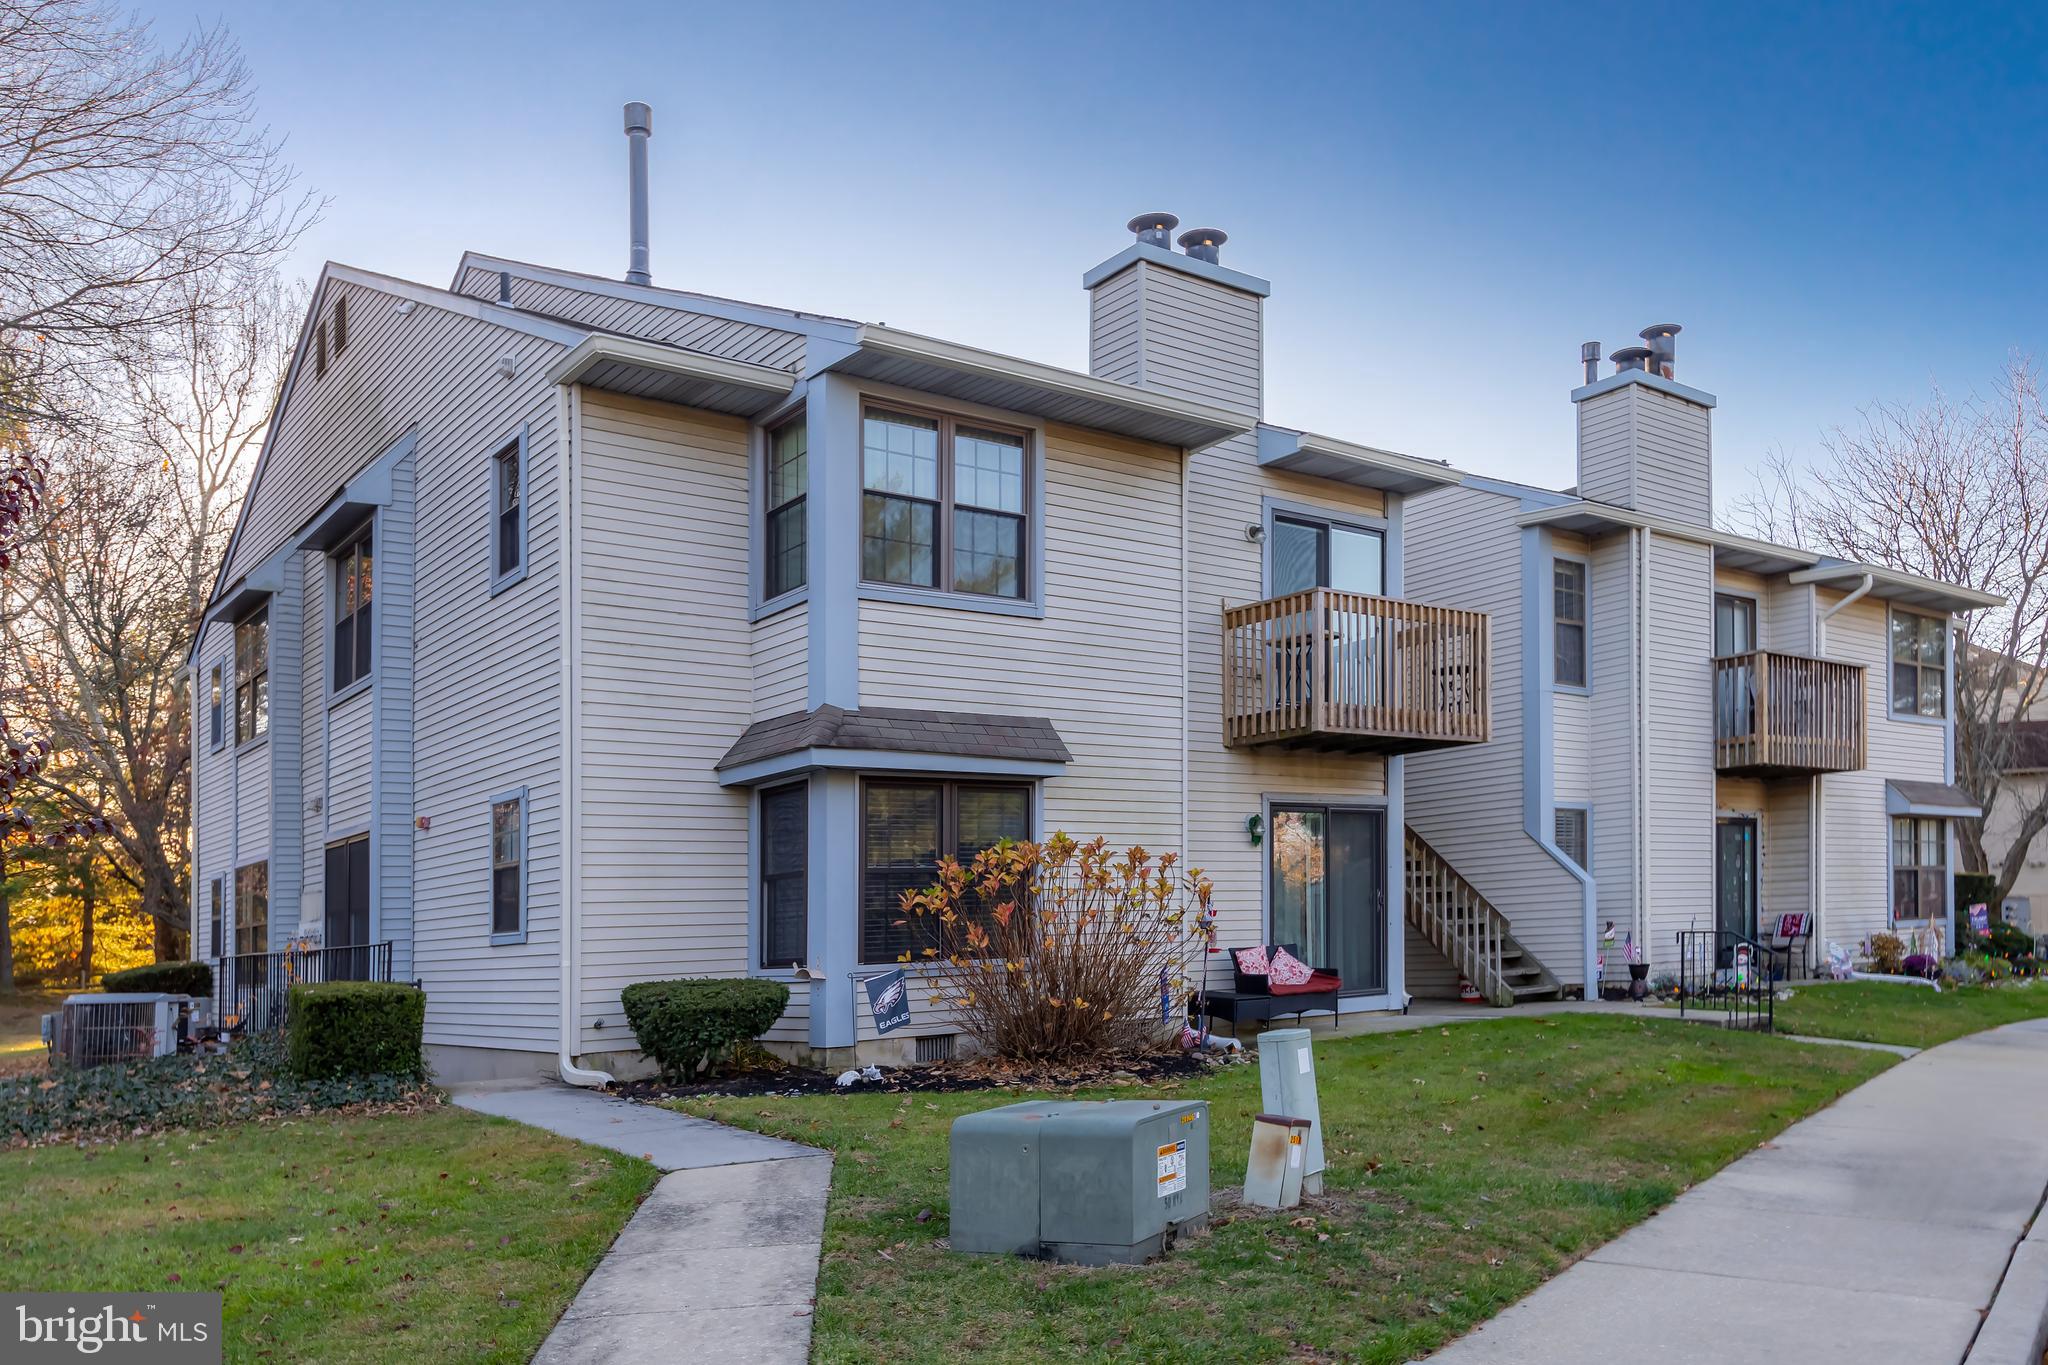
[
  {"left": 330, "top": 521, "right": 375, "bottom": 700},
  {"left": 1551, "top": 554, "right": 1590, "bottom": 693},
  {"left": 233, "top": 606, "right": 270, "bottom": 745},
  {"left": 489, "top": 425, "right": 530, "bottom": 596},
  {"left": 489, "top": 786, "right": 528, "bottom": 945},
  {"left": 1887, "top": 606, "right": 1948, "bottom": 724},
  {"left": 208, "top": 664, "right": 225, "bottom": 752}
]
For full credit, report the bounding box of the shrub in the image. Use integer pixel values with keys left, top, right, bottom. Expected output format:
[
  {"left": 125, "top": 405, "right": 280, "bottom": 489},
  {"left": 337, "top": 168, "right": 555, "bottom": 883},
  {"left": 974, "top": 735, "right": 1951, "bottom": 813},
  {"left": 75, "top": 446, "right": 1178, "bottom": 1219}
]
[
  {"left": 620, "top": 978, "right": 789, "bottom": 1082},
  {"left": 897, "top": 833, "right": 1216, "bottom": 1062},
  {"left": 1902, "top": 953, "right": 1937, "bottom": 979},
  {"left": 1954, "top": 872, "right": 1999, "bottom": 918},
  {"left": 286, "top": 982, "right": 425, "bottom": 1080},
  {"left": 100, "top": 960, "right": 212, "bottom": 997},
  {"left": 1866, "top": 932, "right": 1906, "bottom": 975},
  {"left": 1982, "top": 919, "right": 2036, "bottom": 965},
  {"left": 1943, "top": 956, "right": 1985, "bottom": 987}
]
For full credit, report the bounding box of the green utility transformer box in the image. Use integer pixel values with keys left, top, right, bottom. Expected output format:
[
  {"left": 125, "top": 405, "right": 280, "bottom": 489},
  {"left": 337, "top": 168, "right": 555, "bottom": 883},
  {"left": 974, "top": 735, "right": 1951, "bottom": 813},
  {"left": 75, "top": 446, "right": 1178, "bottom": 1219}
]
[{"left": 949, "top": 1098, "right": 1210, "bottom": 1265}]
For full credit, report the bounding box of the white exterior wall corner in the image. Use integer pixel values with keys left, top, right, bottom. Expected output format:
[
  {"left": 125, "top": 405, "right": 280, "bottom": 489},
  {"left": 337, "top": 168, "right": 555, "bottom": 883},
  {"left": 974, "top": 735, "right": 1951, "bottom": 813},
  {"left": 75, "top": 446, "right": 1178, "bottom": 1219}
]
[{"left": 1402, "top": 486, "right": 1588, "bottom": 989}]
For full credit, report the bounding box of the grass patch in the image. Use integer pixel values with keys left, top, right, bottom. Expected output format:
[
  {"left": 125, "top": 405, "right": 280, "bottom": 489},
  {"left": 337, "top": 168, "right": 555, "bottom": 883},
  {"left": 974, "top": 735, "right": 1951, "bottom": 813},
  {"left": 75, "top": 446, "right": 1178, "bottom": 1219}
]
[
  {"left": 679, "top": 1014, "right": 1890, "bottom": 1364},
  {"left": 1776, "top": 979, "right": 2048, "bottom": 1049},
  {"left": 0, "top": 1104, "right": 655, "bottom": 1363}
]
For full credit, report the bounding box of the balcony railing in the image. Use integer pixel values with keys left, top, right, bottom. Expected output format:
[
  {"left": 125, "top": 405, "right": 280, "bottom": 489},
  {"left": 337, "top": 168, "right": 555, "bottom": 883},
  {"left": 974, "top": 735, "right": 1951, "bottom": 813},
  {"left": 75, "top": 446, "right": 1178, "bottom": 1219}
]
[
  {"left": 1223, "top": 589, "right": 1490, "bottom": 754},
  {"left": 207, "top": 942, "right": 395, "bottom": 1035},
  {"left": 1713, "top": 650, "right": 1865, "bottom": 775}
]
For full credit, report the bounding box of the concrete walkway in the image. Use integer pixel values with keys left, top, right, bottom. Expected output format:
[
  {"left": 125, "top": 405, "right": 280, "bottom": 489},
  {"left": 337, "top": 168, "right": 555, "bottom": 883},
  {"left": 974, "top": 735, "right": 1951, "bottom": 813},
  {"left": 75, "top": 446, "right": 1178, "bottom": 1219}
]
[
  {"left": 1426, "top": 1018, "right": 2048, "bottom": 1364},
  {"left": 451, "top": 1079, "right": 829, "bottom": 1364}
]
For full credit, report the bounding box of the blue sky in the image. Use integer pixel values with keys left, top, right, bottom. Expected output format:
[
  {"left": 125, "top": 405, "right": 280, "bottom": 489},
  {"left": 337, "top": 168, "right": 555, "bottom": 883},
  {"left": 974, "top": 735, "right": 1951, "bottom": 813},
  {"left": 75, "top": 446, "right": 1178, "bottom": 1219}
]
[{"left": 143, "top": 1, "right": 2048, "bottom": 507}]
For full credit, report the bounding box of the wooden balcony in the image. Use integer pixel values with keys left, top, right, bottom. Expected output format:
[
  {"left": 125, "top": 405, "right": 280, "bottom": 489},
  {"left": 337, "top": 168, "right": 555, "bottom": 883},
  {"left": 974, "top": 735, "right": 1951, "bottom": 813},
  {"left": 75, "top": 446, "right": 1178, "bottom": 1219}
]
[
  {"left": 1222, "top": 589, "right": 1490, "bottom": 755},
  {"left": 1713, "top": 650, "right": 1866, "bottom": 776}
]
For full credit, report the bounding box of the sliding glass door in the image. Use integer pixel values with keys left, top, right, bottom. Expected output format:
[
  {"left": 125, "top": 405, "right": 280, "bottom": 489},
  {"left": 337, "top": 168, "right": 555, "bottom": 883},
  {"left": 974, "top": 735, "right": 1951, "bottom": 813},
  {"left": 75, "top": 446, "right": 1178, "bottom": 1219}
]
[{"left": 1270, "top": 805, "right": 1386, "bottom": 995}]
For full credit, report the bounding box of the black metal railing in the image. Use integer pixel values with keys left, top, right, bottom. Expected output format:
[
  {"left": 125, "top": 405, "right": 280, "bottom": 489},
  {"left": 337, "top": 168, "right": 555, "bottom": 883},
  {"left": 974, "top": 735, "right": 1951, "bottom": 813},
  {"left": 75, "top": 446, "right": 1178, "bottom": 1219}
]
[
  {"left": 209, "top": 942, "right": 394, "bottom": 1035},
  {"left": 1675, "top": 929, "right": 1778, "bottom": 1031}
]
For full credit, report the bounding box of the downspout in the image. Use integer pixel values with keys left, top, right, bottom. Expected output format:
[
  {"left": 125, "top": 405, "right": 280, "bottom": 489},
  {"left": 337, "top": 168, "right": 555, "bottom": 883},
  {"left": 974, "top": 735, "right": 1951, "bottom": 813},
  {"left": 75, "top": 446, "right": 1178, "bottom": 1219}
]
[
  {"left": 556, "top": 381, "right": 613, "bottom": 1089},
  {"left": 1812, "top": 574, "right": 1874, "bottom": 959}
]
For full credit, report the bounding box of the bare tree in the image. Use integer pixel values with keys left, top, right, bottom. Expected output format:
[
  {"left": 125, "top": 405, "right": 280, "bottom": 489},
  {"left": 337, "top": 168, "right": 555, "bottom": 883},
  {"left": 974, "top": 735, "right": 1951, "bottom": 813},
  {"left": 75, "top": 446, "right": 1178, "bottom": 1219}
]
[
  {"left": 0, "top": 0, "right": 317, "bottom": 427},
  {"left": 1730, "top": 357, "right": 2048, "bottom": 901},
  {"left": 5, "top": 279, "right": 290, "bottom": 955}
]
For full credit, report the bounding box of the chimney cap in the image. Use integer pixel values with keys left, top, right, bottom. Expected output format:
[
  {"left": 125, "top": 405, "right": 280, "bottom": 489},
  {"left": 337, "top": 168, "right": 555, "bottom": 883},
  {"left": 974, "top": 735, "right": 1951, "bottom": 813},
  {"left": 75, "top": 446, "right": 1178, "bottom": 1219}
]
[
  {"left": 1177, "top": 227, "right": 1227, "bottom": 251},
  {"left": 623, "top": 101, "right": 652, "bottom": 135},
  {"left": 1638, "top": 323, "right": 1681, "bottom": 341},
  {"left": 1127, "top": 212, "right": 1180, "bottom": 237},
  {"left": 1610, "top": 345, "right": 1653, "bottom": 372}
]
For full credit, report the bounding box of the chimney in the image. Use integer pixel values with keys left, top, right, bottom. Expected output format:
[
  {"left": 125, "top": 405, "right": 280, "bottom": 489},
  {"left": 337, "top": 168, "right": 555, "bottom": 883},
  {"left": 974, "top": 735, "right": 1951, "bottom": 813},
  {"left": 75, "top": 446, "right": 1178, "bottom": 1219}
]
[
  {"left": 1084, "top": 216, "right": 1269, "bottom": 417},
  {"left": 1127, "top": 212, "right": 1179, "bottom": 249},
  {"left": 1573, "top": 322, "right": 1715, "bottom": 525},
  {"left": 623, "top": 102, "right": 653, "bottom": 286},
  {"left": 1177, "top": 226, "right": 1227, "bottom": 265},
  {"left": 1640, "top": 323, "right": 1680, "bottom": 379}
]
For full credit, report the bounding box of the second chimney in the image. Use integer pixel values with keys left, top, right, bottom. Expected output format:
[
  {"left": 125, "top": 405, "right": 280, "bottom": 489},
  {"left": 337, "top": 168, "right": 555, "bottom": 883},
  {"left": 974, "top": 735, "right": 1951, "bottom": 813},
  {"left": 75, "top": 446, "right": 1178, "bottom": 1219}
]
[
  {"left": 623, "top": 102, "right": 653, "bottom": 286},
  {"left": 1177, "top": 227, "right": 1227, "bottom": 264},
  {"left": 1640, "top": 323, "right": 1680, "bottom": 379}
]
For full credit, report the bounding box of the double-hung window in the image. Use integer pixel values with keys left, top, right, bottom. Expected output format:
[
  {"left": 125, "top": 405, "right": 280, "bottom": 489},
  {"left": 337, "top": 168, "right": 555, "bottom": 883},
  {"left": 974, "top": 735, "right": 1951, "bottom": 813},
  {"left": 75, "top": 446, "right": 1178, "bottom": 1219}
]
[
  {"left": 208, "top": 665, "right": 224, "bottom": 750},
  {"left": 491, "top": 793, "right": 524, "bottom": 939},
  {"left": 234, "top": 861, "right": 269, "bottom": 956},
  {"left": 208, "top": 877, "right": 224, "bottom": 958},
  {"left": 1891, "top": 816, "right": 1946, "bottom": 920},
  {"left": 759, "top": 782, "right": 808, "bottom": 968},
  {"left": 334, "top": 527, "right": 373, "bottom": 691},
  {"left": 765, "top": 419, "right": 807, "bottom": 599},
  {"left": 1890, "top": 609, "right": 1947, "bottom": 718},
  {"left": 234, "top": 608, "right": 269, "bottom": 742},
  {"left": 860, "top": 779, "right": 1031, "bottom": 963},
  {"left": 494, "top": 436, "right": 525, "bottom": 582},
  {"left": 1553, "top": 559, "right": 1587, "bottom": 688},
  {"left": 861, "top": 407, "right": 1028, "bottom": 600}
]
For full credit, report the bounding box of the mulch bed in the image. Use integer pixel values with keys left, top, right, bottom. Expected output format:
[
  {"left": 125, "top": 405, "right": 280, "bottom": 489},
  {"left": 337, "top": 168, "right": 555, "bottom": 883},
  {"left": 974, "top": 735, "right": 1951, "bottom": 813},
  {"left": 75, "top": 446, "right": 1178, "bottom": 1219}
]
[{"left": 615, "top": 1046, "right": 1236, "bottom": 1102}]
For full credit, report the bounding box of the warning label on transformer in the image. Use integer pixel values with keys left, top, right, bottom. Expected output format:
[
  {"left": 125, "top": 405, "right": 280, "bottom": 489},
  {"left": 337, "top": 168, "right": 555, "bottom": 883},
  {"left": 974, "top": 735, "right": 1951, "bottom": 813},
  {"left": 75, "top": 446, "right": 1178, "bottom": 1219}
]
[{"left": 1156, "top": 1140, "right": 1188, "bottom": 1197}]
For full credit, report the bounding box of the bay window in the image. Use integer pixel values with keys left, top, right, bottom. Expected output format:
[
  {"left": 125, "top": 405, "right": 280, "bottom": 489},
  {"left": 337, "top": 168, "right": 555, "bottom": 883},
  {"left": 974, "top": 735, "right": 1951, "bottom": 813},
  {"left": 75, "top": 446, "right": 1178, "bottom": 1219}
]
[
  {"left": 1890, "top": 816, "right": 1946, "bottom": 921},
  {"left": 860, "top": 779, "right": 1031, "bottom": 963},
  {"left": 234, "top": 607, "right": 269, "bottom": 742},
  {"left": 861, "top": 407, "right": 1028, "bottom": 600},
  {"left": 765, "top": 419, "right": 807, "bottom": 599},
  {"left": 333, "top": 526, "right": 373, "bottom": 691}
]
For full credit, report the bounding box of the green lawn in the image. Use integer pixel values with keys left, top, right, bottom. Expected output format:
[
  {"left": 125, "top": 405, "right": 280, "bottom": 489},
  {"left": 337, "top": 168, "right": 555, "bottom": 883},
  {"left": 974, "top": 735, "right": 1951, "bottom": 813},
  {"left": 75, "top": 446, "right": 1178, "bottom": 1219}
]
[
  {"left": 679, "top": 1015, "right": 1891, "bottom": 1364},
  {"left": 1776, "top": 979, "right": 2048, "bottom": 1049},
  {"left": 0, "top": 1104, "right": 654, "bottom": 1363}
]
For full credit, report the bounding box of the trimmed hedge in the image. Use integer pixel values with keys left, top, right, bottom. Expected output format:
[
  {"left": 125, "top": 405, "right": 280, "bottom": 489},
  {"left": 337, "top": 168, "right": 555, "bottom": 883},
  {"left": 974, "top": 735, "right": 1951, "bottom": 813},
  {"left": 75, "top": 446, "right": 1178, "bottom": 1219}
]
[
  {"left": 100, "top": 961, "right": 212, "bottom": 997},
  {"left": 286, "top": 981, "right": 426, "bottom": 1081},
  {"left": 620, "top": 977, "right": 789, "bottom": 1082}
]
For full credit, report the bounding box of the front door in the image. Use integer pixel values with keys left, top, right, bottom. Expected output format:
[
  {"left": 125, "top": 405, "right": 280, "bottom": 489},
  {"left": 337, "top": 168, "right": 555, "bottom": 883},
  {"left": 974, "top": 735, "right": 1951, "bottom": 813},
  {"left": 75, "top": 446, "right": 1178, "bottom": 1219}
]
[
  {"left": 323, "top": 836, "right": 371, "bottom": 979},
  {"left": 1714, "top": 817, "right": 1758, "bottom": 949},
  {"left": 1270, "top": 805, "right": 1386, "bottom": 996}
]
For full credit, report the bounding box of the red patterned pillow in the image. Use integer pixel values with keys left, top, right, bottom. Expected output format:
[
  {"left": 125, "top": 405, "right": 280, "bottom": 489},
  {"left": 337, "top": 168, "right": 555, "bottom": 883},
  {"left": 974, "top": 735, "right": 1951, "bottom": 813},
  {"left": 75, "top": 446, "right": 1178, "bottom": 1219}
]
[
  {"left": 1268, "top": 947, "right": 1314, "bottom": 987},
  {"left": 1233, "top": 945, "right": 1272, "bottom": 978}
]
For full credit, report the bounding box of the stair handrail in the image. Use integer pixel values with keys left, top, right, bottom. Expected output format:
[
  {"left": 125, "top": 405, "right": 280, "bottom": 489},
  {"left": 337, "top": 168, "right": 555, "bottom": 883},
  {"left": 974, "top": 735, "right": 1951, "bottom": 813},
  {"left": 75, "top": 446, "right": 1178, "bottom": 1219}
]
[{"left": 1403, "top": 827, "right": 1513, "bottom": 1006}]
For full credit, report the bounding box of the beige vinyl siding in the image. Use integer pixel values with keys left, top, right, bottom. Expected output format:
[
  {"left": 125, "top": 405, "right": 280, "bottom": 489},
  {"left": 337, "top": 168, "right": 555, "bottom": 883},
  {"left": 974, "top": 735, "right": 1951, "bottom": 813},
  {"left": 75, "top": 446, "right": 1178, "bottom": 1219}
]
[
  {"left": 575, "top": 391, "right": 754, "bottom": 1054},
  {"left": 453, "top": 266, "right": 806, "bottom": 373},
  {"left": 1587, "top": 535, "right": 1638, "bottom": 939},
  {"left": 1087, "top": 264, "right": 1143, "bottom": 386},
  {"left": 1641, "top": 533, "right": 1715, "bottom": 959},
  {"left": 1404, "top": 930, "right": 1463, "bottom": 1000},
  {"left": 1572, "top": 383, "right": 1712, "bottom": 525},
  {"left": 1404, "top": 486, "right": 1586, "bottom": 985},
  {"left": 1763, "top": 780, "right": 1812, "bottom": 926},
  {"left": 1127, "top": 264, "right": 1262, "bottom": 416},
  {"left": 389, "top": 297, "right": 569, "bottom": 1054},
  {"left": 761, "top": 980, "right": 810, "bottom": 1045},
  {"left": 1762, "top": 578, "right": 1815, "bottom": 654},
  {"left": 1554, "top": 692, "right": 1591, "bottom": 802},
  {"left": 752, "top": 603, "right": 809, "bottom": 717},
  {"left": 326, "top": 692, "right": 374, "bottom": 834},
  {"left": 1821, "top": 591, "right": 1948, "bottom": 949},
  {"left": 1574, "top": 389, "right": 1636, "bottom": 509}
]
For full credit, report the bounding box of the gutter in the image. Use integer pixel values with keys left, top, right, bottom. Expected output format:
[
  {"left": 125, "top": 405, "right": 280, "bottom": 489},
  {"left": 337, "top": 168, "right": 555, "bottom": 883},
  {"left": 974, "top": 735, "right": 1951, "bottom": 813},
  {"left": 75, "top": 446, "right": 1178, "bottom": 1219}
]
[{"left": 555, "top": 380, "right": 613, "bottom": 1090}]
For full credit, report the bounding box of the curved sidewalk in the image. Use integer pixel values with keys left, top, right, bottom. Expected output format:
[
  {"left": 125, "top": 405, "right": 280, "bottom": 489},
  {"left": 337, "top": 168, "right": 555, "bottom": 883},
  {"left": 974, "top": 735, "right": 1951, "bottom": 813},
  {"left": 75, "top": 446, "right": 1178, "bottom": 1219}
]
[
  {"left": 452, "top": 1080, "right": 829, "bottom": 1365},
  {"left": 1427, "top": 1018, "right": 2048, "bottom": 1364}
]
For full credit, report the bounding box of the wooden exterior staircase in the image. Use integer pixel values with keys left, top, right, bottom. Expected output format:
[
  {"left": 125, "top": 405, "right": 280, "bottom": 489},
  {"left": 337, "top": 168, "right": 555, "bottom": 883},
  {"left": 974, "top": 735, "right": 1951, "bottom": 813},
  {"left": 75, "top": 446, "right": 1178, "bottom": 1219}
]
[{"left": 1404, "top": 827, "right": 1561, "bottom": 1007}]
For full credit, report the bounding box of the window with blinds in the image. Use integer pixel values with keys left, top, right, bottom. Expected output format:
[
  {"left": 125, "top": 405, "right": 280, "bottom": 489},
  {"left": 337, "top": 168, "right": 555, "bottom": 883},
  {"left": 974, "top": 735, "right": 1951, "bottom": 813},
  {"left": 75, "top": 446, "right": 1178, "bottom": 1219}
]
[
  {"left": 1554, "top": 806, "right": 1589, "bottom": 870},
  {"left": 860, "top": 780, "right": 1030, "bottom": 963},
  {"left": 760, "top": 782, "right": 808, "bottom": 969}
]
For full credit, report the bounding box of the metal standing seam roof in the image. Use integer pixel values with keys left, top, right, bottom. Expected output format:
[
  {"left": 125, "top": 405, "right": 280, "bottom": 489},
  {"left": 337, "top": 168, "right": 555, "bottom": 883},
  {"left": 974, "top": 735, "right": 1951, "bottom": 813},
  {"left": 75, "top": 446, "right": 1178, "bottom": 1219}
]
[{"left": 715, "top": 705, "right": 1074, "bottom": 772}]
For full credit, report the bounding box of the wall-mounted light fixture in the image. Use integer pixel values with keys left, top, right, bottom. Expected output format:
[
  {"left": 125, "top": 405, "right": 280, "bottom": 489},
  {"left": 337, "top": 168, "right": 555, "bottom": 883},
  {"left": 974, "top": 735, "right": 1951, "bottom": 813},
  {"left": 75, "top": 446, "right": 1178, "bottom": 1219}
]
[
  {"left": 1244, "top": 522, "right": 1265, "bottom": 544},
  {"left": 1246, "top": 813, "right": 1263, "bottom": 846}
]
